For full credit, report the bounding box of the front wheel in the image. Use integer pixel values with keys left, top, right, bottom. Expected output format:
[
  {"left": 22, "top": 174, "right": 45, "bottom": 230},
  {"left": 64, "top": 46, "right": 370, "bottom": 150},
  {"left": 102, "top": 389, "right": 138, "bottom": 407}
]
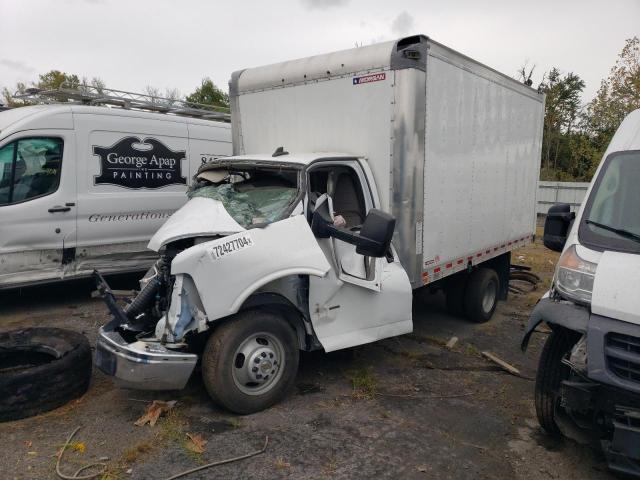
[
  {"left": 535, "top": 329, "right": 578, "bottom": 436},
  {"left": 202, "top": 310, "right": 299, "bottom": 414}
]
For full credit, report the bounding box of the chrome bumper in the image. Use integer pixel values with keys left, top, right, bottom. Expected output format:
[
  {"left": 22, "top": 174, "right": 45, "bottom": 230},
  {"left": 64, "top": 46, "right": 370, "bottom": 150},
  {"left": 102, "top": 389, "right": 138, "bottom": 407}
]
[{"left": 96, "top": 326, "right": 197, "bottom": 390}]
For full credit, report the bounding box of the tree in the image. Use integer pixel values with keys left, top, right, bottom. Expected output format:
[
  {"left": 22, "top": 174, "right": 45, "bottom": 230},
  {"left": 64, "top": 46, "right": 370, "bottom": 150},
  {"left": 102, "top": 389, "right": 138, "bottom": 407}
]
[
  {"left": 186, "top": 78, "right": 229, "bottom": 109},
  {"left": 516, "top": 62, "right": 535, "bottom": 87},
  {"left": 2, "top": 70, "right": 101, "bottom": 107},
  {"left": 36, "top": 70, "right": 81, "bottom": 90},
  {"left": 583, "top": 36, "right": 640, "bottom": 154},
  {"left": 538, "top": 68, "right": 585, "bottom": 172}
]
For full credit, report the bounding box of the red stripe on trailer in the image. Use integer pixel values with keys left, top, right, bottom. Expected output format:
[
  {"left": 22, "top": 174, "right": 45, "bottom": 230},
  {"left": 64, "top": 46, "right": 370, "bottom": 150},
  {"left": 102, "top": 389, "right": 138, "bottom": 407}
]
[
  {"left": 446, "top": 263, "right": 452, "bottom": 268},
  {"left": 434, "top": 267, "right": 441, "bottom": 273},
  {"left": 457, "top": 259, "right": 464, "bottom": 264},
  {"left": 476, "top": 253, "right": 482, "bottom": 257}
]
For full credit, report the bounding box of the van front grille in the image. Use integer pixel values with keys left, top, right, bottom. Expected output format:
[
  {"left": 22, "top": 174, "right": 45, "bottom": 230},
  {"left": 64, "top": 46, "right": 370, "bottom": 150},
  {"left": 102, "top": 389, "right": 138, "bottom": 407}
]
[{"left": 606, "top": 333, "right": 640, "bottom": 385}]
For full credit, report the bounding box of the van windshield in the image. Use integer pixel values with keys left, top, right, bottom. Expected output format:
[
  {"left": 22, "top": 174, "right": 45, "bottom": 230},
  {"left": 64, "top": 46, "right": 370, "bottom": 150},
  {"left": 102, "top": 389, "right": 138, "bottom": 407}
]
[
  {"left": 187, "top": 166, "right": 299, "bottom": 228},
  {"left": 579, "top": 151, "right": 640, "bottom": 254}
]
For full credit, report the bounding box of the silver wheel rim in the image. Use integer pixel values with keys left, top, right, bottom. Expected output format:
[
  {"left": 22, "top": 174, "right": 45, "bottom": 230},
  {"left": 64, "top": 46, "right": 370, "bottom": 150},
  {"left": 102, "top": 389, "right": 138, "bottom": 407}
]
[
  {"left": 231, "top": 332, "right": 285, "bottom": 396},
  {"left": 482, "top": 282, "right": 497, "bottom": 314}
]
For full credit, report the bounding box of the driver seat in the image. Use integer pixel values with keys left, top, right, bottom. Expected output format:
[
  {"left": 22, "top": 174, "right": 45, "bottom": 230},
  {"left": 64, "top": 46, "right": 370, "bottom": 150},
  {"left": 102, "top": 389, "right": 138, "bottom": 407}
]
[{"left": 327, "top": 171, "right": 365, "bottom": 227}]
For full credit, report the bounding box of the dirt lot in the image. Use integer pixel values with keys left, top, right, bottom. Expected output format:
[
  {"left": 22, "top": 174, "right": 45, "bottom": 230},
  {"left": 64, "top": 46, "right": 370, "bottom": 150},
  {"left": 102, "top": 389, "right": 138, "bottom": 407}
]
[{"left": 0, "top": 238, "right": 615, "bottom": 480}]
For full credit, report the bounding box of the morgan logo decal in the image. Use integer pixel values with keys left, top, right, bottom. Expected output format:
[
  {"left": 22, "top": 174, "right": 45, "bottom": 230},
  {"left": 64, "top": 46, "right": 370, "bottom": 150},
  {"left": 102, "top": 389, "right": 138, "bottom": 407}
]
[
  {"left": 352, "top": 72, "right": 386, "bottom": 85},
  {"left": 93, "top": 137, "right": 186, "bottom": 189}
]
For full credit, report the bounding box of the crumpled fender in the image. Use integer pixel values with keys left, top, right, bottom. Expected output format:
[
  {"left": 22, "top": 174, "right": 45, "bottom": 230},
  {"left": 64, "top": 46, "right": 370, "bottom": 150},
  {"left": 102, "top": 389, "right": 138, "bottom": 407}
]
[
  {"left": 170, "top": 215, "right": 331, "bottom": 324},
  {"left": 521, "top": 294, "right": 590, "bottom": 351}
]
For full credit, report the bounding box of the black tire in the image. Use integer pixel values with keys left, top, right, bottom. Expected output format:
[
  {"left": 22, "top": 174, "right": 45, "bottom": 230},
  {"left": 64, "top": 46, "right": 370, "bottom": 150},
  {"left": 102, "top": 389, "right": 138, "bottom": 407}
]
[
  {"left": 445, "top": 273, "right": 468, "bottom": 317},
  {"left": 535, "top": 329, "right": 578, "bottom": 436},
  {"left": 202, "top": 310, "right": 299, "bottom": 414},
  {"left": 463, "top": 268, "right": 499, "bottom": 323},
  {"left": 0, "top": 328, "right": 92, "bottom": 422}
]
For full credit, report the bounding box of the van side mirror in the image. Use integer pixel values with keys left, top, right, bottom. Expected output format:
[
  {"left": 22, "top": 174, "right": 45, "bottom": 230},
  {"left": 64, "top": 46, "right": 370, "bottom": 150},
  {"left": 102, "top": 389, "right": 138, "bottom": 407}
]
[
  {"left": 543, "top": 203, "right": 575, "bottom": 252},
  {"left": 311, "top": 195, "right": 395, "bottom": 258}
]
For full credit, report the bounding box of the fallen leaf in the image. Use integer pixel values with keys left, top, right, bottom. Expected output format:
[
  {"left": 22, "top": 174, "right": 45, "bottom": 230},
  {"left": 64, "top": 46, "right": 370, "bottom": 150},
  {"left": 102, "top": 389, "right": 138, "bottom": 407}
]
[
  {"left": 24, "top": 440, "right": 33, "bottom": 448},
  {"left": 71, "top": 442, "right": 86, "bottom": 454},
  {"left": 134, "top": 400, "right": 177, "bottom": 427},
  {"left": 185, "top": 433, "right": 207, "bottom": 454}
]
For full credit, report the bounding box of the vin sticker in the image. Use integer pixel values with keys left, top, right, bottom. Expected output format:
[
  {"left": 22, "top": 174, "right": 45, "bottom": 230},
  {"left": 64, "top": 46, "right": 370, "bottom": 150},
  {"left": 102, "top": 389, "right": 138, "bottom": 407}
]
[
  {"left": 352, "top": 72, "right": 386, "bottom": 85},
  {"left": 210, "top": 234, "right": 254, "bottom": 261}
]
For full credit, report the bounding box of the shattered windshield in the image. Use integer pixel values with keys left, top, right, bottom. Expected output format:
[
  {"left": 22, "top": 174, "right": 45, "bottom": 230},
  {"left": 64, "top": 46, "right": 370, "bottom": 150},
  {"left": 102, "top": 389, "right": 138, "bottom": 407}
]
[{"left": 188, "top": 165, "right": 299, "bottom": 228}]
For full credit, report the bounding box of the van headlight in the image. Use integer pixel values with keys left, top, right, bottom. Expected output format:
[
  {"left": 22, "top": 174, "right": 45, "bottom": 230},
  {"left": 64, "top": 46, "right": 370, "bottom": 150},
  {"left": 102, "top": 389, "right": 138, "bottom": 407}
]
[{"left": 554, "top": 244, "right": 597, "bottom": 305}]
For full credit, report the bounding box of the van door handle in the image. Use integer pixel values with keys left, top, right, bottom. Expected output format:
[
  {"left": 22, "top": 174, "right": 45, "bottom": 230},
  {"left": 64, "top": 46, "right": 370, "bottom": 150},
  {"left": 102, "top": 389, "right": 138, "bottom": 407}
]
[{"left": 48, "top": 206, "right": 71, "bottom": 213}]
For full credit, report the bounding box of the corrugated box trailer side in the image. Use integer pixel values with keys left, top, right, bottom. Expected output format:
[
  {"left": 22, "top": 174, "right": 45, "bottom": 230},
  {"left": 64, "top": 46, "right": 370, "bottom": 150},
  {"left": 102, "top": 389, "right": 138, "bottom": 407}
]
[{"left": 231, "top": 35, "right": 544, "bottom": 288}]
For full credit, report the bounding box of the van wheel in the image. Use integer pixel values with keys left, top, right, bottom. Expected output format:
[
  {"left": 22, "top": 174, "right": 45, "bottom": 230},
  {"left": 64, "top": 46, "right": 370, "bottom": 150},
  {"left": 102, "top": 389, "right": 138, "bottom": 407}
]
[
  {"left": 445, "top": 273, "right": 468, "bottom": 317},
  {"left": 535, "top": 329, "right": 578, "bottom": 436},
  {"left": 463, "top": 268, "right": 499, "bottom": 323},
  {"left": 201, "top": 310, "right": 299, "bottom": 414}
]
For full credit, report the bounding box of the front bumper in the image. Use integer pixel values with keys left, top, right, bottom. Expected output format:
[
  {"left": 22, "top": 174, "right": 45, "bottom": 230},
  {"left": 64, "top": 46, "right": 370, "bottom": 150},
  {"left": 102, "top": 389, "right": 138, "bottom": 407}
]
[
  {"left": 96, "top": 326, "right": 197, "bottom": 391},
  {"left": 560, "top": 379, "right": 640, "bottom": 476}
]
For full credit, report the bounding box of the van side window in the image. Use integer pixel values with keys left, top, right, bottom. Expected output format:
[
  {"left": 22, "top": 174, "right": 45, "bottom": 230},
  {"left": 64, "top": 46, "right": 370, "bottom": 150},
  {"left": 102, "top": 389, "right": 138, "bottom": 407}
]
[{"left": 0, "top": 138, "right": 64, "bottom": 206}]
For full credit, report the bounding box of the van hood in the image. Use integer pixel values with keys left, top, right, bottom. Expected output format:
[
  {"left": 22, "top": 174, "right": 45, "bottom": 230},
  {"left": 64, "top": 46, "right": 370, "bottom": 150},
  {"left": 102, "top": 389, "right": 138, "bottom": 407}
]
[
  {"left": 148, "top": 197, "right": 244, "bottom": 251},
  {"left": 592, "top": 250, "right": 640, "bottom": 325}
]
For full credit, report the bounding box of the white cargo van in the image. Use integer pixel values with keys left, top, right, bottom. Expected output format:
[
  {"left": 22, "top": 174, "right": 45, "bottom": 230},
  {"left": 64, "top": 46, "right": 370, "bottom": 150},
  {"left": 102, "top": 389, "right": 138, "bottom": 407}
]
[
  {"left": 522, "top": 109, "right": 640, "bottom": 477},
  {"left": 96, "top": 35, "right": 544, "bottom": 413},
  {"left": 0, "top": 105, "right": 231, "bottom": 288}
]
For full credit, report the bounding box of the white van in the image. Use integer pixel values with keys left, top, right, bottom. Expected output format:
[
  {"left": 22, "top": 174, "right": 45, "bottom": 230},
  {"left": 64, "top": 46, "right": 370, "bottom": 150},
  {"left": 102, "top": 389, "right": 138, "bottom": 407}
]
[
  {"left": 522, "top": 109, "right": 640, "bottom": 477},
  {"left": 0, "top": 105, "right": 231, "bottom": 288}
]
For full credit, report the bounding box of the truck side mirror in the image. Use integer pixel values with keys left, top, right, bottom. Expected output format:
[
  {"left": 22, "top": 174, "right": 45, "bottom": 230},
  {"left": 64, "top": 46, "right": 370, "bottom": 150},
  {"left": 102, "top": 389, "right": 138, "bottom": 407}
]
[
  {"left": 311, "top": 195, "right": 395, "bottom": 258},
  {"left": 543, "top": 203, "right": 575, "bottom": 252},
  {"left": 356, "top": 209, "right": 395, "bottom": 257}
]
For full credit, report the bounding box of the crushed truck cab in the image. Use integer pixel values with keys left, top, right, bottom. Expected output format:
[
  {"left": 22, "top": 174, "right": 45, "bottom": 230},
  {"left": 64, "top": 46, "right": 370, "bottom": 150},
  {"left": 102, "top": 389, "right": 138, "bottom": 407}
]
[
  {"left": 96, "top": 154, "right": 413, "bottom": 407},
  {"left": 96, "top": 34, "right": 543, "bottom": 414}
]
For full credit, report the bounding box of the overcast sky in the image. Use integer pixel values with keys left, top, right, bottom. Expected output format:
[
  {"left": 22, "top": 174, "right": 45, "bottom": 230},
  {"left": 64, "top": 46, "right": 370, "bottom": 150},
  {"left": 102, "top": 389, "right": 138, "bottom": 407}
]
[{"left": 1, "top": 0, "right": 638, "bottom": 104}]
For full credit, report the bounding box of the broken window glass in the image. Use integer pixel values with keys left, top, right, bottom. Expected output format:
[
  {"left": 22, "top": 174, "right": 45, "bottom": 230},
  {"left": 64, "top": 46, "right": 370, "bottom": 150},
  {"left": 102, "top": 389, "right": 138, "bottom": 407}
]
[{"left": 188, "top": 178, "right": 298, "bottom": 228}]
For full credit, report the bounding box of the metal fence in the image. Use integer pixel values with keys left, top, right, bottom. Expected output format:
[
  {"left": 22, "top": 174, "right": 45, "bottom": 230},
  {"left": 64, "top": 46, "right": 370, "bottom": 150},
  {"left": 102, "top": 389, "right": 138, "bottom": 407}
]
[{"left": 537, "top": 181, "right": 590, "bottom": 215}]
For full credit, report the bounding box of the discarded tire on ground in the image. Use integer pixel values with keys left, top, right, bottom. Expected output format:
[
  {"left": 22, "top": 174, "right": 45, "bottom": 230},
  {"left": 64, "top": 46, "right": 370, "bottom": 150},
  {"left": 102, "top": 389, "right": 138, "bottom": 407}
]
[{"left": 0, "top": 328, "right": 92, "bottom": 422}]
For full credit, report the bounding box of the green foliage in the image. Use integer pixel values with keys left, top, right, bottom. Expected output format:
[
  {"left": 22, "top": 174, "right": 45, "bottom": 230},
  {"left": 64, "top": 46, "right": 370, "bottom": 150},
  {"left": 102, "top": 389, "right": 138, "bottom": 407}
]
[
  {"left": 186, "top": 78, "right": 229, "bottom": 110},
  {"left": 536, "top": 36, "right": 639, "bottom": 182},
  {"left": 538, "top": 68, "right": 585, "bottom": 172},
  {"left": 37, "top": 70, "right": 80, "bottom": 90}
]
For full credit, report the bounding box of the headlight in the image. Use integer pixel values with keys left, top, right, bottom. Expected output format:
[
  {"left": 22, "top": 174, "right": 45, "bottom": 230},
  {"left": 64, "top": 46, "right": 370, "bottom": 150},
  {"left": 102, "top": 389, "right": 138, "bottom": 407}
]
[{"left": 554, "top": 244, "right": 597, "bottom": 305}]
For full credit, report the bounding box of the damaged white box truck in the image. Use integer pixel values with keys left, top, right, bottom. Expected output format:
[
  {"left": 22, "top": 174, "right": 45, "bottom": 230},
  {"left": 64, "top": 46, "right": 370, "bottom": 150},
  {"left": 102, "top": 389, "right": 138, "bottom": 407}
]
[{"left": 96, "top": 35, "right": 545, "bottom": 413}]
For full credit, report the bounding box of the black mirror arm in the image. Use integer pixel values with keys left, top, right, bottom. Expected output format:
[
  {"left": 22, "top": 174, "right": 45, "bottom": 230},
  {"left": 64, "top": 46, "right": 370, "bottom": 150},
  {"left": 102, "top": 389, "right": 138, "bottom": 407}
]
[
  {"left": 550, "top": 211, "right": 575, "bottom": 222},
  {"left": 323, "top": 223, "right": 381, "bottom": 251}
]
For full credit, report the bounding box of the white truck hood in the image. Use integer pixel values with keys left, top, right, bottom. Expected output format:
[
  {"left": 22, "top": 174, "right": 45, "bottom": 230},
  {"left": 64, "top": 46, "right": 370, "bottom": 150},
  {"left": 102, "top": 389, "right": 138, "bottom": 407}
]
[
  {"left": 592, "top": 250, "right": 640, "bottom": 325},
  {"left": 148, "top": 197, "right": 244, "bottom": 251}
]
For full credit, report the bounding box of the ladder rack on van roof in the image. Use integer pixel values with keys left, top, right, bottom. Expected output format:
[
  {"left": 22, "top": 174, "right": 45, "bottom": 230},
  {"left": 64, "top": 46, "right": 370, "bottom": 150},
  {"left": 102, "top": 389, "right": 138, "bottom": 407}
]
[{"left": 14, "top": 84, "right": 231, "bottom": 122}]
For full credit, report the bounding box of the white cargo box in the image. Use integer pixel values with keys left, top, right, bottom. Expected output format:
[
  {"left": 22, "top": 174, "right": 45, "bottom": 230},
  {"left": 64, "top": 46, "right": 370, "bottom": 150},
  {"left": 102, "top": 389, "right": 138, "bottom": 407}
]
[{"left": 230, "top": 34, "right": 544, "bottom": 287}]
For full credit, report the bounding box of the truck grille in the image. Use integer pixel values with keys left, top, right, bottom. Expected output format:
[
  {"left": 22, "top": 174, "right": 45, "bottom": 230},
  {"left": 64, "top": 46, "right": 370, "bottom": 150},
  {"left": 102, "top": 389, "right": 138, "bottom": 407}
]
[{"left": 606, "top": 333, "right": 640, "bottom": 384}]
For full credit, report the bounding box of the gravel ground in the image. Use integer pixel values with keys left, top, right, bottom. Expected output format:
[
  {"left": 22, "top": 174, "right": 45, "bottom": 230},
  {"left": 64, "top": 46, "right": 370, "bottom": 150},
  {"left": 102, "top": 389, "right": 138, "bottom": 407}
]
[{"left": 0, "top": 241, "right": 614, "bottom": 480}]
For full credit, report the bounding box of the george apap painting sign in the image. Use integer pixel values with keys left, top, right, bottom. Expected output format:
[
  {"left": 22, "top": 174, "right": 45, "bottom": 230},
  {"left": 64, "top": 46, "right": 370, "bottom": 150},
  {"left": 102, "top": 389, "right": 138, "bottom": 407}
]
[{"left": 93, "top": 136, "right": 187, "bottom": 189}]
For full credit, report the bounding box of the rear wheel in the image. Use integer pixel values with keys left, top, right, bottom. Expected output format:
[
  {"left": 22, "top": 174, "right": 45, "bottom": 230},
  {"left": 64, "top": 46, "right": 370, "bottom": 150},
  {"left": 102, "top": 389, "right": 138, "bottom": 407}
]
[
  {"left": 201, "top": 310, "right": 299, "bottom": 414},
  {"left": 535, "top": 329, "right": 578, "bottom": 436},
  {"left": 463, "top": 268, "right": 499, "bottom": 323}
]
